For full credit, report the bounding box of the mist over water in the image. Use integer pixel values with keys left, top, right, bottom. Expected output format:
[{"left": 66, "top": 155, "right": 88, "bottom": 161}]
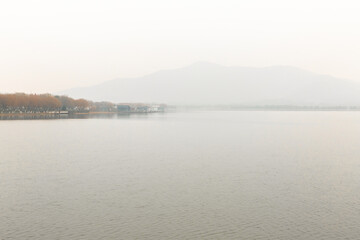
[
  {"left": 2, "top": 111, "right": 360, "bottom": 239},
  {"left": 2, "top": 1, "right": 360, "bottom": 239}
]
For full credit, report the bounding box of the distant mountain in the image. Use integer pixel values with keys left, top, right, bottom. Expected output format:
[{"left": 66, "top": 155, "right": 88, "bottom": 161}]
[{"left": 58, "top": 62, "right": 360, "bottom": 106}]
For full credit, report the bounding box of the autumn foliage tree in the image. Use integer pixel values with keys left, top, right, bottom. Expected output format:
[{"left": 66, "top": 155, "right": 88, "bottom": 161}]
[
  {"left": 0, "top": 93, "right": 119, "bottom": 114},
  {"left": 0, "top": 93, "right": 61, "bottom": 113},
  {"left": 0, "top": 93, "right": 92, "bottom": 113}
]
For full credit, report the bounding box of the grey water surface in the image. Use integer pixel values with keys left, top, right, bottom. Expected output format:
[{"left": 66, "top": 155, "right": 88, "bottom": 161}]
[{"left": 1, "top": 111, "right": 360, "bottom": 239}]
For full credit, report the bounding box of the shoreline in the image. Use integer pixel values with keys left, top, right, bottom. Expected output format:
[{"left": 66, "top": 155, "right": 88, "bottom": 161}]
[
  {"left": 0, "top": 111, "right": 163, "bottom": 117},
  {"left": 0, "top": 112, "right": 111, "bottom": 117}
]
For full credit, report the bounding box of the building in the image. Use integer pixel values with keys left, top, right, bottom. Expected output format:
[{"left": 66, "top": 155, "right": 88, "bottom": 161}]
[
  {"left": 136, "top": 106, "right": 149, "bottom": 112},
  {"left": 149, "top": 105, "right": 160, "bottom": 112},
  {"left": 117, "top": 105, "right": 131, "bottom": 112}
]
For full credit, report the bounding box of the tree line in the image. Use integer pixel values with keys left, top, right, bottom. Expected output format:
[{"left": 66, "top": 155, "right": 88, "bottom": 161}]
[{"left": 0, "top": 93, "right": 116, "bottom": 113}]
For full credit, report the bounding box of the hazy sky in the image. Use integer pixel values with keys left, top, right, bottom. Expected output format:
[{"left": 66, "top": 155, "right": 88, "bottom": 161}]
[{"left": 1, "top": 0, "right": 360, "bottom": 93}]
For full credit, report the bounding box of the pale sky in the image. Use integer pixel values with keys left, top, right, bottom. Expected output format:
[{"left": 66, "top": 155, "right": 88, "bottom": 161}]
[{"left": 1, "top": 0, "right": 360, "bottom": 93}]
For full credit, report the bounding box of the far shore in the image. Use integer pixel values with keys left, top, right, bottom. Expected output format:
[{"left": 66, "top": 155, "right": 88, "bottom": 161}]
[
  {"left": 0, "top": 112, "right": 111, "bottom": 116},
  {"left": 0, "top": 111, "right": 163, "bottom": 117}
]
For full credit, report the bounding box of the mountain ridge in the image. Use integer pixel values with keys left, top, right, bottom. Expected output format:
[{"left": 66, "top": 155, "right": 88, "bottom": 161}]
[{"left": 58, "top": 62, "right": 360, "bottom": 106}]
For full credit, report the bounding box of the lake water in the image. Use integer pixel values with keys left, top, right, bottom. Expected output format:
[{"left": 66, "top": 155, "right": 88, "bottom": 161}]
[{"left": 2, "top": 111, "right": 360, "bottom": 239}]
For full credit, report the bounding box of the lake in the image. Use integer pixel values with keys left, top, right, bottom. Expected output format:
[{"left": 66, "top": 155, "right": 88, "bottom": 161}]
[{"left": 1, "top": 111, "right": 360, "bottom": 239}]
